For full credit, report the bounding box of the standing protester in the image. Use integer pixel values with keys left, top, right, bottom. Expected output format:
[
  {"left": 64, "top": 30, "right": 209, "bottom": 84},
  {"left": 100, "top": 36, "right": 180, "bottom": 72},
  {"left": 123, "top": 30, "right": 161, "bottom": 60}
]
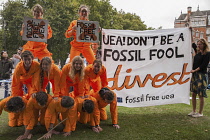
[
  {"left": 11, "top": 47, "right": 22, "bottom": 69},
  {"left": 20, "top": 4, "right": 53, "bottom": 61},
  {"left": 0, "top": 51, "right": 13, "bottom": 98},
  {"left": 65, "top": 5, "right": 95, "bottom": 64},
  {"left": 189, "top": 38, "right": 210, "bottom": 118}
]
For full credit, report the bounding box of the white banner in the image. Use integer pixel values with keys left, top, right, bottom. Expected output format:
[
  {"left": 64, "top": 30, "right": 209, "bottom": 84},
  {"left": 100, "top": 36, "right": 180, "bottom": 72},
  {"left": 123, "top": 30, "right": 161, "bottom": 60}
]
[
  {"left": 22, "top": 17, "right": 48, "bottom": 42},
  {"left": 76, "top": 20, "right": 99, "bottom": 43},
  {"left": 102, "top": 28, "right": 192, "bottom": 107}
]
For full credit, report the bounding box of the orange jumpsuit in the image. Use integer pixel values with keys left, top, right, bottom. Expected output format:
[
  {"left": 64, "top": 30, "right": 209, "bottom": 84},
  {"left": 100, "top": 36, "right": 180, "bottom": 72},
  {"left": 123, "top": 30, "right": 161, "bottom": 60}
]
[
  {"left": 60, "top": 63, "right": 88, "bottom": 97},
  {"left": 65, "top": 20, "right": 95, "bottom": 64},
  {"left": 0, "top": 96, "right": 27, "bottom": 127},
  {"left": 91, "top": 91, "right": 118, "bottom": 125},
  {"left": 44, "top": 98, "right": 77, "bottom": 132},
  {"left": 85, "top": 64, "right": 108, "bottom": 93},
  {"left": 33, "top": 64, "right": 61, "bottom": 97},
  {"left": 12, "top": 60, "right": 40, "bottom": 99},
  {"left": 20, "top": 24, "right": 52, "bottom": 60},
  {"left": 23, "top": 94, "right": 53, "bottom": 130},
  {"left": 74, "top": 96, "right": 100, "bottom": 127}
]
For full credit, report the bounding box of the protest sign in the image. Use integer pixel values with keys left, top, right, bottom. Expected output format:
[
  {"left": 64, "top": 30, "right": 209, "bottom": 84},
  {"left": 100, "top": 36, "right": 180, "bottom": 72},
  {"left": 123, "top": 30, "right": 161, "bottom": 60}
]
[
  {"left": 76, "top": 20, "right": 99, "bottom": 43},
  {"left": 22, "top": 17, "right": 48, "bottom": 42}
]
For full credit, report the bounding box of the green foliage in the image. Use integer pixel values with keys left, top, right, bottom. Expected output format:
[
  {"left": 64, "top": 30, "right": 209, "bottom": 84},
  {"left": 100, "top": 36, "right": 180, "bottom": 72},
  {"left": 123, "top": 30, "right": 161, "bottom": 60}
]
[
  {"left": 1, "top": 0, "right": 31, "bottom": 55},
  {"left": 0, "top": 0, "right": 150, "bottom": 63}
]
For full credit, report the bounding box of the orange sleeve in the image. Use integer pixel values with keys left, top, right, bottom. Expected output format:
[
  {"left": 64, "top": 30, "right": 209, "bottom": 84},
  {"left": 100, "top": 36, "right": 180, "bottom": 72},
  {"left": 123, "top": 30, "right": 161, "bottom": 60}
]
[
  {"left": 84, "top": 75, "right": 90, "bottom": 96},
  {"left": 65, "top": 20, "right": 76, "bottom": 38},
  {"left": 11, "top": 63, "right": 23, "bottom": 96},
  {"left": 60, "top": 64, "right": 71, "bottom": 96},
  {"left": 89, "top": 97, "right": 100, "bottom": 126},
  {"left": 47, "top": 25, "right": 52, "bottom": 39},
  {"left": 31, "top": 68, "right": 41, "bottom": 94},
  {"left": 29, "top": 62, "right": 40, "bottom": 97},
  {"left": 110, "top": 93, "right": 118, "bottom": 124},
  {"left": 63, "top": 101, "right": 77, "bottom": 132},
  {"left": 45, "top": 99, "right": 57, "bottom": 130},
  {"left": 51, "top": 64, "right": 61, "bottom": 97},
  {"left": 100, "top": 66, "right": 108, "bottom": 88},
  {"left": 0, "top": 97, "right": 11, "bottom": 115},
  {"left": 24, "top": 98, "right": 36, "bottom": 130}
]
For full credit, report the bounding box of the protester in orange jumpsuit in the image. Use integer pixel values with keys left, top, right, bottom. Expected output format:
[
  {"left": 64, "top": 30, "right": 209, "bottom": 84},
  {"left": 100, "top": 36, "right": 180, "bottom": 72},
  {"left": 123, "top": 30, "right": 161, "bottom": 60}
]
[
  {"left": 12, "top": 50, "right": 40, "bottom": 99},
  {"left": 16, "top": 92, "right": 53, "bottom": 140},
  {"left": 65, "top": 5, "right": 95, "bottom": 64},
  {"left": 0, "top": 96, "right": 27, "bottom": 127},
  {"left": 85, "top": 59, "right": 108, "bottom": 94},
  {"left": 91, "top": 87, "right": 120, "bottom": 129},
  {"left": 33, "top": 57, "right": 61, "bottom": 97},
  {"left": 74, "top": 95, "right": 102, "bottom": 132},
  {"left": 20, "top": 4, "right": 52, "bottom": 61},
  {"left": 43, "top": 96, "right": 76, "bottom": 139},
  {"left": 60, "top": 56, "right": 88, "bottom": 97}
]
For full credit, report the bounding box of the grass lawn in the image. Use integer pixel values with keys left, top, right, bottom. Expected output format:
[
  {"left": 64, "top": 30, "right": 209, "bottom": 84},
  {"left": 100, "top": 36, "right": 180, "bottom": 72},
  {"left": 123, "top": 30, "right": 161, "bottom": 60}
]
[{"left": 1, "top": 92, "right": 210, "bottom": 140}]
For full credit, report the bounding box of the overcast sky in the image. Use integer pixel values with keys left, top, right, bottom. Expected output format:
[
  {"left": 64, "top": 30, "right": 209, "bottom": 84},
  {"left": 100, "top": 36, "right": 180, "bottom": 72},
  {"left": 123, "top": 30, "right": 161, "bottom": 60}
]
[
  {"left": 1, "top": 0, "right": 209, "bottom": 29},
  {"left": 109, "top": 0, "right": 210, "bottom": 29}
]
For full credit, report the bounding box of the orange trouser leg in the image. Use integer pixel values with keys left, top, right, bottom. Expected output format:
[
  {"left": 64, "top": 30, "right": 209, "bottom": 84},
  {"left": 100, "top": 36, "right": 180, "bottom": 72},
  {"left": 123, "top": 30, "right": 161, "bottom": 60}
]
[
  {"left": 39, "top": 109, "right": 46, "bottom": 126},
  {"left": 70, "top": 46, "right": 82, "bottom": 63},
  {"left": 17, "top": 112, "right": 24, "bottom": 126},
  {"left": 24, "top": 83, "right": 33, "bottom": 99},
  {"left": 8, "top": 112, "right": 23, "bottom": 127},
  {"left": 100, "top": 107, "right": 107, "bottom": 120},
  {"left": 78, "top": 111, "right": 89, "bottom": 124},
  {"left": 81, "top": 45, "right": 95, "bottom": 64}
]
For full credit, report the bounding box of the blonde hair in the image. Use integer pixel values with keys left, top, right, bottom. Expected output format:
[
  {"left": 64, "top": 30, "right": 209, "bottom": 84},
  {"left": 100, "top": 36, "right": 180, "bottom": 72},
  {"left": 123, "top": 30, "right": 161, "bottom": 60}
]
[
  {"left": 197, "top": 38, "right": 209, "bottom": 54},
  {"left": 32, "top": 4, "right": 44, "bottom": 17},
  {"left": 69, "top": 56, "right": 85, "bottom": 82}
]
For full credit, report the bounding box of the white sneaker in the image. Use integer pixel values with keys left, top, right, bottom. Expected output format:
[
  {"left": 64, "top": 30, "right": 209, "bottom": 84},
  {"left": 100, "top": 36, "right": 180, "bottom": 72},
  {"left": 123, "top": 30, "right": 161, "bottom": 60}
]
[
  {"left": 188, "top": 111, "right": 196, "bottom": 116},
  {"left": 192, "top": 113, "right": 203, "bottom": 118}
]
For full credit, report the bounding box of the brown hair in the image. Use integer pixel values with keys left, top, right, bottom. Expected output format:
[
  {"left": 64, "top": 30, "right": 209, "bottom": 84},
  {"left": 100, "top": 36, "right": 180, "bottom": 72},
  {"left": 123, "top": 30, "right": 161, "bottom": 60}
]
[
  {"left": 40, "top": 57, "right": 52, "bottom": 90},
  {"left": 197, "top": 38, "right": 209, "bottom": 54},
  {"left": 69, "top": 56, "right": 85, "bottom": 82},
  {"left": 78, "top": 4, "right": 90, "bottom": 15},
  {"left": 21, "top": 50, "right": 34, "bottom": 59},
  {"left": 32, "top": 4, "right": 44, "bottom": 16},
  {"left": 61, "top": 96, "right": 74, "bottom": 108},
  {"left": 35, "top": 91, "right": 48, "bottom": 106},
  {"left": 93, "top": 59, "right": 102, "bottom": 67}
]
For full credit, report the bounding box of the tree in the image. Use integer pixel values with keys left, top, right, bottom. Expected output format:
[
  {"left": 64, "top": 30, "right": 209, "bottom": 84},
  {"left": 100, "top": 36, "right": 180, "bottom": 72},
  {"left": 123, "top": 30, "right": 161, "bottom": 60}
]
[
  {"left": 0, "top": 0, "right": 151, "bottom": 64},
  {"left": 0, "top": 0, "right": 30, "bottom": 55}
]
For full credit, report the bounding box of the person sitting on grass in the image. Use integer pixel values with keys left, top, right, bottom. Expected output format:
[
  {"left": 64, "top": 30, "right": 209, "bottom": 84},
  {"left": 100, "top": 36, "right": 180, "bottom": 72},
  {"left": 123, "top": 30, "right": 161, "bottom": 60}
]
[
  {"left": 91, "top": 87, "right": 120, "bottom": 129},
  {"left": 0, "top": 96, "right": 27, "bottom": 127},
  {"left": 43, "top": 96, "right": 76, "bottom": 139},
  {"left": 16, "top": 91, "right": 53, "bottom": 140}
]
